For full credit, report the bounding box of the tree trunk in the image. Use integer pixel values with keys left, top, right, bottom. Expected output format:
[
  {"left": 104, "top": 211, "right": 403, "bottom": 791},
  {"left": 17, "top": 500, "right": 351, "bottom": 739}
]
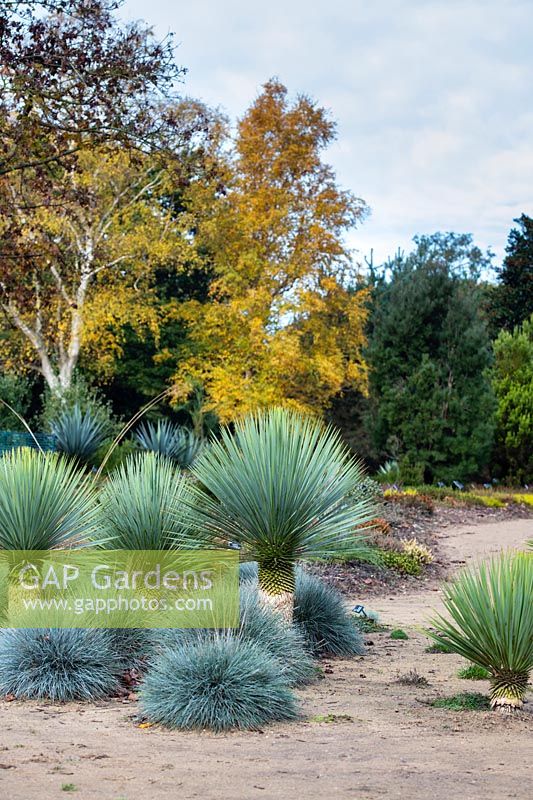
[
  {"left": 490, "top": 670, "right": 529, "bottom": 711},
  {"left": 257, "top": 562, "right": 295, "bottom": 622}
]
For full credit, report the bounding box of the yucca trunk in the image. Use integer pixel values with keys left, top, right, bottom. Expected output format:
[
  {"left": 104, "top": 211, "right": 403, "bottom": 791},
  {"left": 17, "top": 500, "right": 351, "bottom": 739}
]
[
  {"left": 257, "top": 562, "right": 295, "bottom": 622},
  {"left": 490, "top": 670, "right": 530, "bottom": 711}
]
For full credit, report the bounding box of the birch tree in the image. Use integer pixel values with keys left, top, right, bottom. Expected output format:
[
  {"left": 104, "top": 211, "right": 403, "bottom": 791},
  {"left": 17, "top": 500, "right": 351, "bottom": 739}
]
[{"left": 0, "top": 146, "right": 196, "bottom": 396}]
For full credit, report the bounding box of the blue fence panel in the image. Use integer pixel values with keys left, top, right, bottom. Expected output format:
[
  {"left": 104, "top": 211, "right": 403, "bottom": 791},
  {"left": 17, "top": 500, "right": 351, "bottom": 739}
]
[{"left": 0, "top": 431, "right": 56, "bottom": 455}]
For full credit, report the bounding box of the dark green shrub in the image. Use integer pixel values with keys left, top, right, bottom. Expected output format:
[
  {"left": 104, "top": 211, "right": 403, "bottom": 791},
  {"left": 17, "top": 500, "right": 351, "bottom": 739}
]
[
  {"left": 432, "top": 693, "right": 489, "bottom": 711},
  {"left": 93, "top": 439, "right": 137, "bottom": 474},
  {"left": 458, "top": 664, "right": 491, "bottom": 680},
  {"left": 390, "top": 628, "right": 409, "bottom": 640},
  {"left": 0, "top": 372, "right": 33, "bottom": 431}
]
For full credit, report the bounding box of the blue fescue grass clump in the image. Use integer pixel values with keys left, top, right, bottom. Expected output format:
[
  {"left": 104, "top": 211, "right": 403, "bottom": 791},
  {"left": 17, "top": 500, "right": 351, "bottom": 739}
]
[
  {"left": 151, "top": 588, "right": 317, "bottom": 688},
  {"left": 140, "top": 634, "right": 299, "bottom": 731},
  {"left": 239, "top": 561, "right": 258, "bottom": 583},
  {"left": 239, "top": 562, "right": 364, "bottom": 659},
  {"left": 293, "top": 570, "right": 365, "bottom": 658},
  {"left": 108, "top": 628, "right": 152, "bottom": 670},
  {"left": 239, "top": 585, "right": 317, "bottom": 686},
  {"left": 0, "top": 628, "right": 120, "bottom": 700}
]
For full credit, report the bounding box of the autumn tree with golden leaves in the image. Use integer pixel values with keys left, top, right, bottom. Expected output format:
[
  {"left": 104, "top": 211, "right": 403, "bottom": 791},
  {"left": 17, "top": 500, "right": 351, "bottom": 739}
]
[{"left": 171, "top": 80, "right": 370, "bottom": 421}]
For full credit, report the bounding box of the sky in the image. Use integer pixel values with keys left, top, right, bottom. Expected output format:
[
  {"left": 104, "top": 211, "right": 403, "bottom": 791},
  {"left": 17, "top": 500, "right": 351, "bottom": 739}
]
[{"left": 122, "top": 0, "right": 532, "bottom": 269}]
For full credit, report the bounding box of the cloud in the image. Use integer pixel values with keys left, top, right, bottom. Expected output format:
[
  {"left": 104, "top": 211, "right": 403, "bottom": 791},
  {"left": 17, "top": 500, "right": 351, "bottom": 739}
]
[{"left": 123, "top": 0, "right": 533, "bottom": 265}]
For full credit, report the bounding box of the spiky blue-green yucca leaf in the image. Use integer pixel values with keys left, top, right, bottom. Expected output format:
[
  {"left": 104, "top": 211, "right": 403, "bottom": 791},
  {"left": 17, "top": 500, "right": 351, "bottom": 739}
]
[
  {"left": 0, "top": 628, "right": 120, "bottom": 700},
  {"left": 51, "top": 404, "right": 108, "bottom": 461},
  {"left": 293, "top": 570, "right": 365, "bottom": 657},
  {"left": 187, "top": 408, "right": 378, "bottom": 597},
  {"left": 0, "top": 448, "right": 101, "bottom": 549},
  {"left": 97, "top": 452, "right": 194, "bottom": 549},
  {"left": 140, "top": 634, "right": 298, "bottom": 731},
  {"left": 134, "top": 420, "right": 202, "bottom": 468},
  {"left": 428, "top": 552, "right": 533, "bottom": 709}
]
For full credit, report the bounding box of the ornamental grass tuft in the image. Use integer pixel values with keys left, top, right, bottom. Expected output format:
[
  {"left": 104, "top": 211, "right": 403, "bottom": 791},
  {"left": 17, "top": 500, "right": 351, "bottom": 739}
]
[
  {"left": 293, "top": 569, "right": 365, "bottom": 657},
  {"left": 238, "top": 585, "right": 317, "bottom": 685},
  {"left": 0, "top": 628, "right": 120, "bottom": 700},
  {"left": 140, "top": 634, "right": 299, "bottom": 731},
  {"left": 152, "top": 585, "right": 317, "bottom": 687}
]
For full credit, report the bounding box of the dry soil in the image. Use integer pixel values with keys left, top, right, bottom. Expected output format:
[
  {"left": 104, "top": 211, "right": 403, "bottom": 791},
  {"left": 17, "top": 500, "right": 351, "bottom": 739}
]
[{"left": 0, "top": 517, "right": 531, "bottom": 800}]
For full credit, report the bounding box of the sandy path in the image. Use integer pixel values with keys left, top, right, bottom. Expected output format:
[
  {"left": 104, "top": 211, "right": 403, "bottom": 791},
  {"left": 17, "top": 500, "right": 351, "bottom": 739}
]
[
  {"left": 0, "top": 516, "right": 531, "bottom": 800},
  {"left": 372, "top": 517, "right": 532, "bottom": 627}
]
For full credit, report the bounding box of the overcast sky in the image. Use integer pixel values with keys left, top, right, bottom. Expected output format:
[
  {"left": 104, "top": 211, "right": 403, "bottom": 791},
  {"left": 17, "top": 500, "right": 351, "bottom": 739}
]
[{"left": 122, "top": 0, "right": 532, "bottom": 269}]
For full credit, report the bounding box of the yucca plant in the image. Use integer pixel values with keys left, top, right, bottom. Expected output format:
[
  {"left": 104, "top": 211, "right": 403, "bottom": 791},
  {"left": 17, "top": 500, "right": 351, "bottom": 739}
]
[
  {"left": 428, "top": 552, "right": 533, "bottom": 711},
  {"left": 51, "top": 404, "right": 108, "bottom": 462},
  {"left": 134, "top": 419, "right": 202, "bottom": 468},
  {"left": 97, "top": 452, "right": 194, "bottom": 549},
  {"left": 0, "top": 448, "right": 101, "bottom": 549},
  {"left": 188, "top": 408, "right": 377, "bottom": 618}
]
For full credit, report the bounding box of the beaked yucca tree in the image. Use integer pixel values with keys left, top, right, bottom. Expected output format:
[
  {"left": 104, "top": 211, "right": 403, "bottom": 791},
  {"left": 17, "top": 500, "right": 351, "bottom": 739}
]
[
  {"left": 189, "top": 408, "right": 377, "bottom": 619},
  {"left": 429, "top": 552, "right": 533, "bottom": 711},
  {"left": 0, "top": 448, "right": 101, "bottom": 550},
  {"left": 97, "top": 452, "right": 194, "bottom": 550},
  {"left": 135, "top": 420, "right": 203, "bottom": 468},
  {"left": 52, "top": 404, "right": 108, "bottom": 463}
]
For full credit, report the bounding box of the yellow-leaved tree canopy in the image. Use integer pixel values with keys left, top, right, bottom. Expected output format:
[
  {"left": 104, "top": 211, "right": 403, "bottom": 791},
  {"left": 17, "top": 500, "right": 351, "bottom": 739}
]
[
  {"left": 169, "top": 79, "right": 370, "bottom": 421},
  {"left": 0, "top": 99, "right": 218, "bottom": 397}
]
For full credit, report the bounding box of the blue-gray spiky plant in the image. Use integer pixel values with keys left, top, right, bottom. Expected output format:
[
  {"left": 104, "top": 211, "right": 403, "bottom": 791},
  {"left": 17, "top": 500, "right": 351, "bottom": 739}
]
[
  {"left": 0, "top": 448, "right": 102, "bottom": 550},
  {"left": 134, "top": 420, "right": 202, "bottom": 468},
  {"left": 293, "top": 569, "right": 365, "bottom": 657},
  {"left": 97, "top": 452, "right": 194, "bottom": 549},
  {"left": 139, "top": 633, "right": 298, "bottom": 731},
  {"left": 0, "top": 628, "right": 120, "bottom": 700},
  {"left": 187, "top": 408, "right": 378, "bottom": 618},
  {"left": 51, "top": 404, "right": 108, "bottom": 462}
]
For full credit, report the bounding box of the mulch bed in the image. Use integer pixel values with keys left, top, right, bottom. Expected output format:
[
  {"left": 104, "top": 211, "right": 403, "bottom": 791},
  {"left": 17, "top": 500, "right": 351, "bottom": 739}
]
[{"left": 308, "top": 500, "right": 532, "bottom": 599}]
